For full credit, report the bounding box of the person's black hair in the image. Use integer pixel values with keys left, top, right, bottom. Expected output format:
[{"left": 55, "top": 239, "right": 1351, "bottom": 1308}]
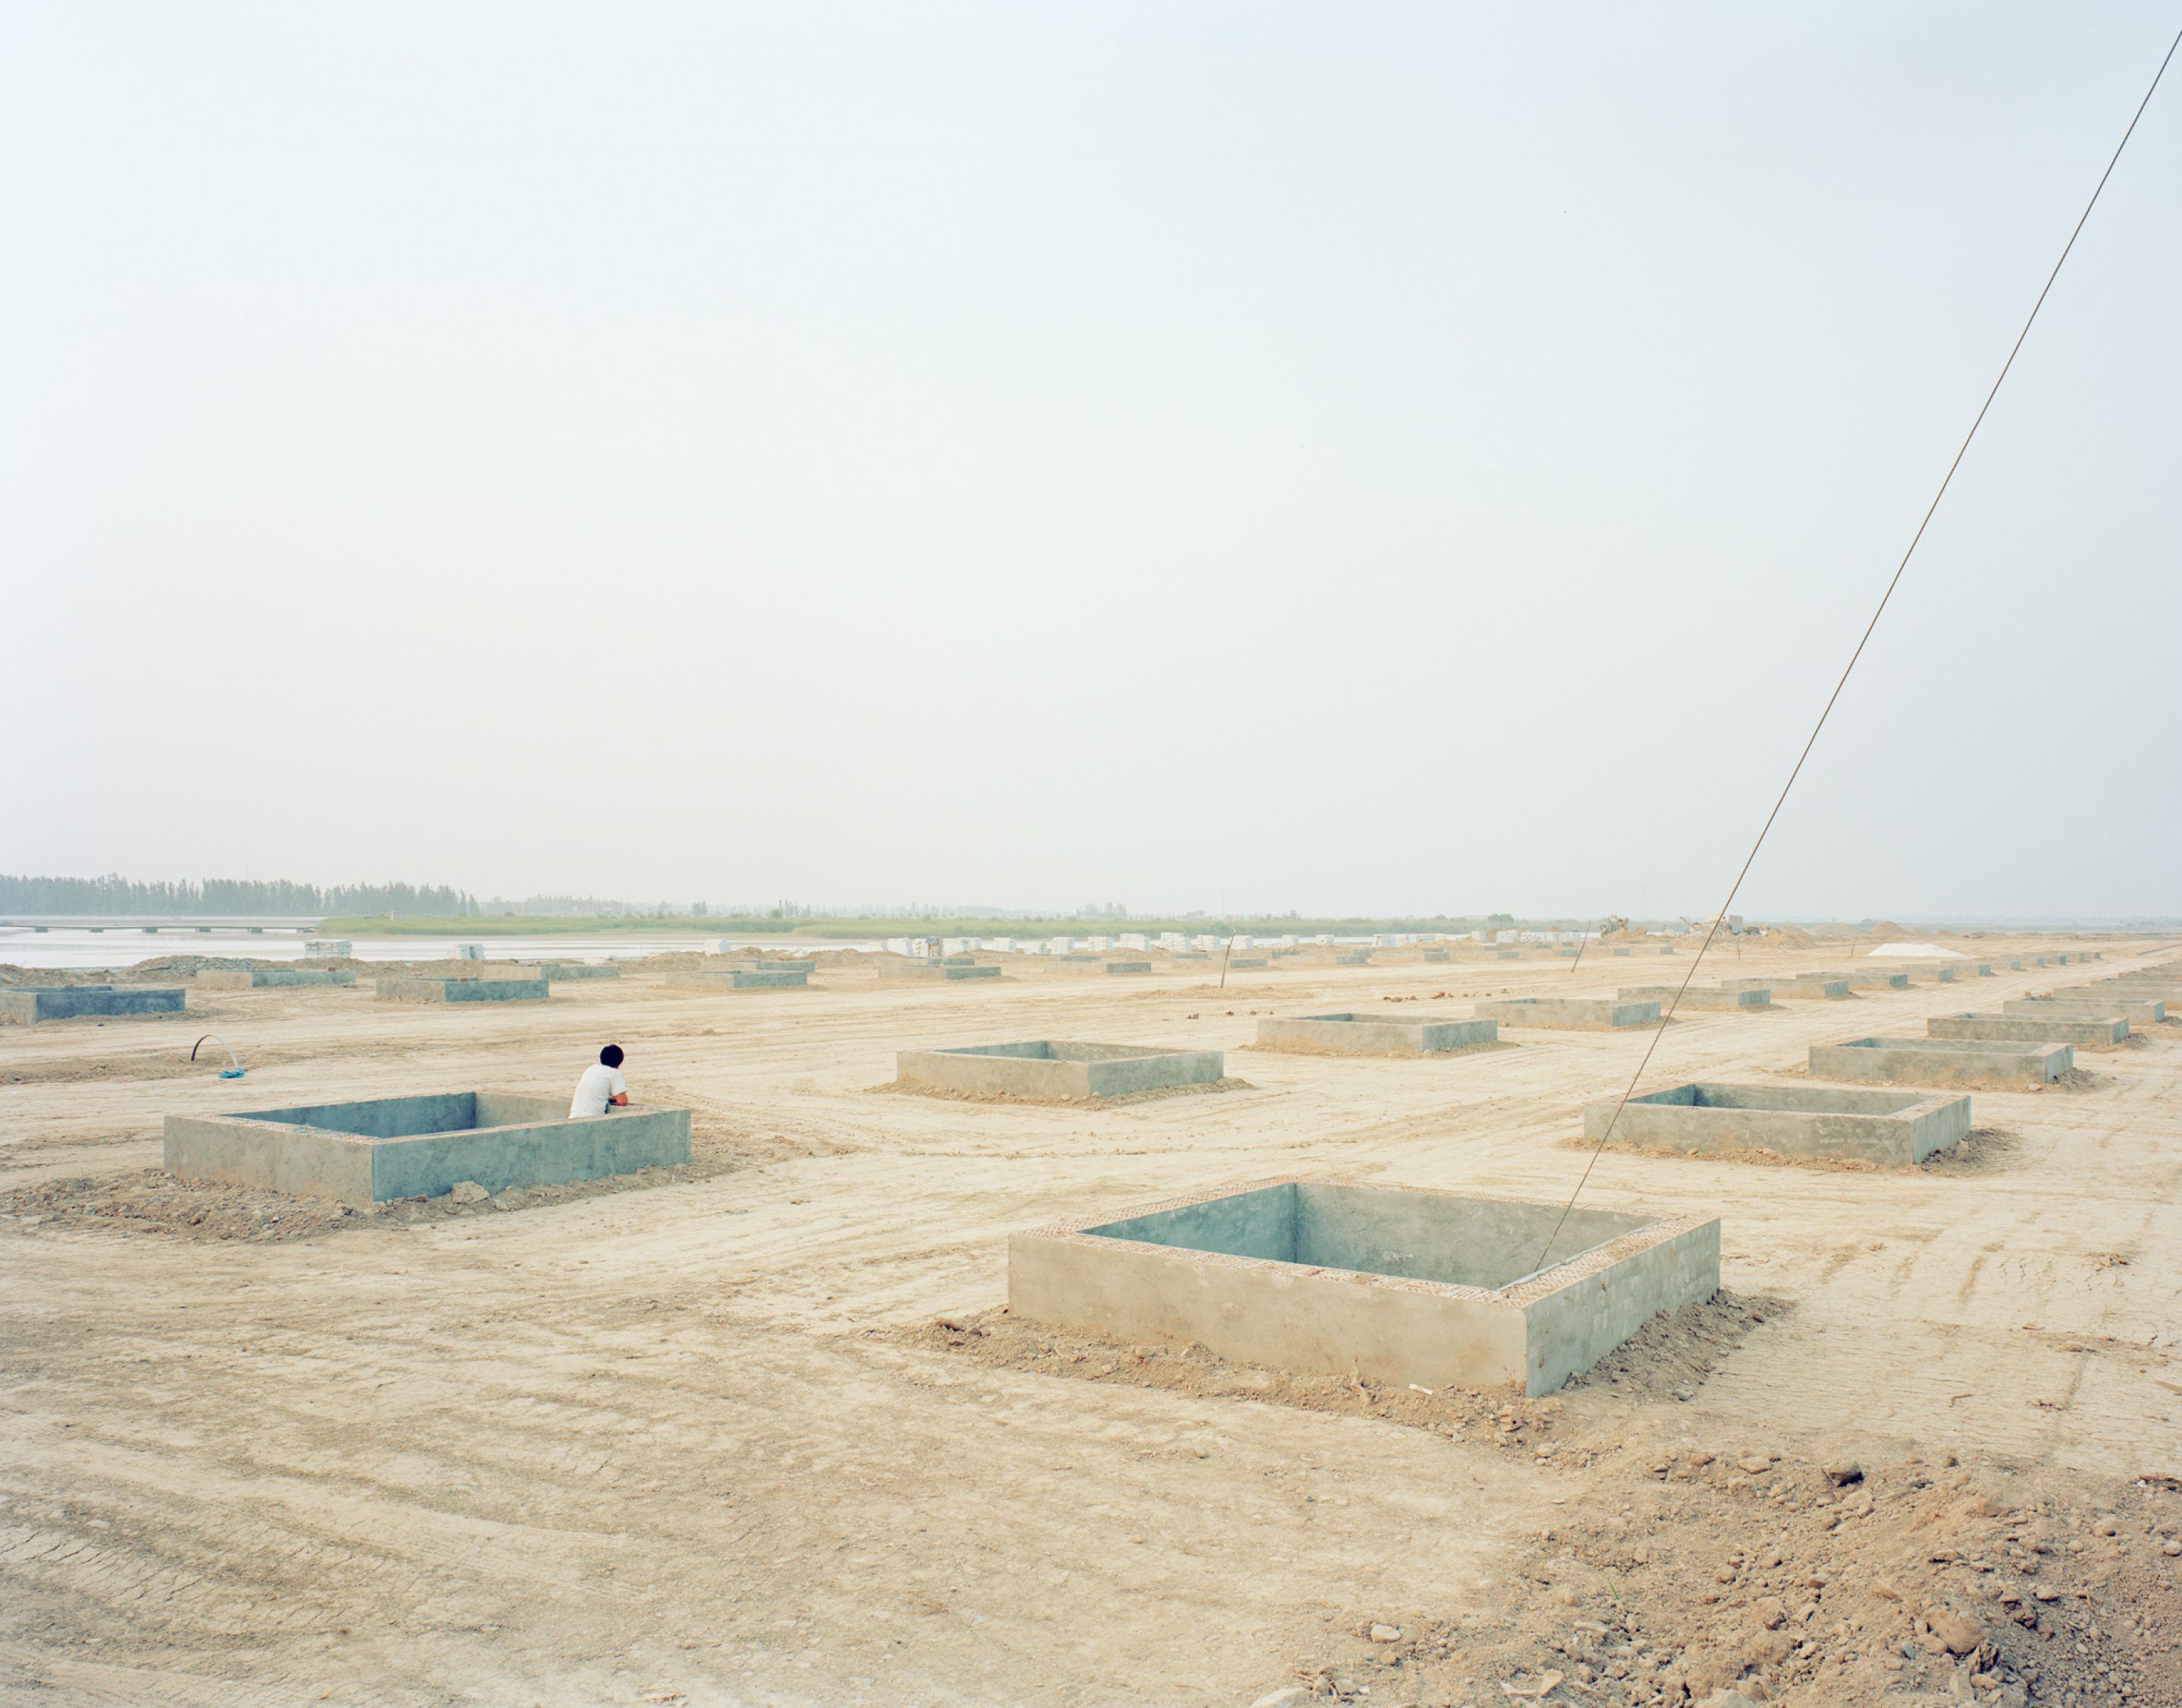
[{"left": 599, "top": 1044, "right": 624, "bottom": 1068}]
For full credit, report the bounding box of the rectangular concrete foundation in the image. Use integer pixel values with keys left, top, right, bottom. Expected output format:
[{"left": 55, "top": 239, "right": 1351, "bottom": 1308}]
[
  {"left": 1808, "top": 1036, "right": 2072, "bottom": 1089},
  {"left": 1928, "top": 1012, "right": 2126, "bottom": 1048},
  {"left": 536, "top": 962, "right": 622, "bottom": 980},
  {"left": 1009, "top": 1179, "right": 1720, "bottom": 1397},
  {"left": 1335, "top": 952, "right": 1374, "bottom": 966},
  {"left": 2005, "top": 995, "right": 2165, "bottom": 1025},
  {"left": 1256, "top": 1013, "right": 1499, "bottom": 1057},
  {"left": 1589, "top": 1081, "right": 1970, "bottom": 1166},
  {"left": 1474, "top": 997, "right": 1658, "bottom": 1030},
  {"left": 1422, "top": 948, "right": 1450, "bottom": 963},
  {"left": 197, "top": 968, "right": 355, "bottom": 990},
  {"left": 1845, "top": 970, "right": 1911, "bottom": 991},
  {"left": 1727, "top": 977, "right": 1850, "bottom": 1000},
  {"left": 895, "top": 1041, "right": 1223, "bottom": 1101},
  {"left": 373, "top": 977, "right": 549, "bottom": 1004},
  {"left": 1227, "top": 957, "right": 1268, "bottom": 970},
  {"left": 0, "top": 985, "right": 186, "bottom": 1023},
  {"left": 2065, "top": 980, "right": 2182, "bottom": 1003},
  {"left": 677, "top": 969, "right": 810, "bottom": 990},
  {"left": 879, "top": 962, "right": 1003, "bottom": 981},
  {"left": 1104, "top": 961, "right": 1152, "bottom": 975},
  {"left": 1618, "top": 985, "right": 1771, "bottom": 1011},
  {"left": 163, "top": 1091, "right": 691, "bottom": 1207}
]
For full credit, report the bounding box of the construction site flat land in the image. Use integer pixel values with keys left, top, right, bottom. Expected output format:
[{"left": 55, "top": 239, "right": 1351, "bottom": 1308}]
[{"left": 5, "top": 941, "right": 2182, "bottom": 1707}]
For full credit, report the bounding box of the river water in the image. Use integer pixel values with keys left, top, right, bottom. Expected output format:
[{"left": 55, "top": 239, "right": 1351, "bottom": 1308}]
[{"left": 0, "top": 929, "right": 881, "bottom": 971}]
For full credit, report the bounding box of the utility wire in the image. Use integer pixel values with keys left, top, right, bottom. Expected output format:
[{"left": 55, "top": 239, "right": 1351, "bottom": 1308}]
[{"left": 1533, "top": 23, "right": 2182, "bottom": 1273}]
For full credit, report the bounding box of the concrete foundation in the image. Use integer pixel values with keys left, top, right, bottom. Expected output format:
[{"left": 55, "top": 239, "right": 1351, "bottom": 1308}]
[
  {"left": 1618, "top": 985, "right": 1771, "bottom": 1012},
  {"left": 1335, "top": 951, "right": 1374, "bottom": 966},
  {"left": 1928, "top": 1013, "right": 2127, "bottom": 1049},
  {"left": 373, "top": 977, "right": 549, "bottom": 1004},
  {"left": 1256, "top": 1013, "right": 1499, "bottom": 1057},
  {"left": 1422, "top": 948, "right": 1450, "bottom": 963},
  {"left": 1808, "top": 1035, "right": 2072, "bottom": 1089},
  {"left": 1724, "top": 977, "right": 1849, "bottom": 1001},
  {"left": 677, "top": 968, "right": 809, "bottom": 990},
  {"left": 536, "top": 961, "right": 621, "bottom": 981},
  {"left": 163, "top": 1091, "right": 689, "bottom": 1207},
  {"left": 1474, "top": 997, "right": 1658, "bottom": 1031},
  {"left": 2066, "top": 979, "right": 2182, "bottom": 1002},
  {"left": 880, "top": 960, "right": 1002, "bottom": 981},
  {"left": 895, "top": 1041, "right": 1223, "bottom": 1101},
  {"left": 0, "top": 985, "right": 186, "bottom": 1024},
  {"left": 1845, "top": 970, "right": 1911, "bottom": 991},
  {"left": 1588, "top": 1081, "right": 1970, "bottom": 1166},
  {"left": 1227, "top": 957, "right": 1268, "bottom": 970},
  {"left": 196, "top": 968, "right": 356, "bottom": 990},
  {"left": 2004, "top": 995, "right": 2165, "bottom": 1026},
  {"left": 1009, "top": 1179, "right": 1719, "bottom": 1397},
  {"left": 1104, "top": 961, "right": 1152, "bottom": 976}
]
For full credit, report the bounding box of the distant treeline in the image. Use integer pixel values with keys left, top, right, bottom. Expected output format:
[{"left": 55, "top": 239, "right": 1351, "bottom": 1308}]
[{"left": 0, "top": 874, "right": 475, "bottom": 917}]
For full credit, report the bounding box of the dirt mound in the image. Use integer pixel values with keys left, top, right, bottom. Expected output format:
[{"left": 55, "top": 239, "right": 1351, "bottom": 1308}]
[{"left": 902, "top": 1301, "right": 2182, "bottom": 1706}]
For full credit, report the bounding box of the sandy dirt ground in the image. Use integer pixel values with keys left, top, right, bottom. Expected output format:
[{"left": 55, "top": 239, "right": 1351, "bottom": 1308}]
[{"left": 4, "top": 938, "right": 2181, "bottom": 1707}]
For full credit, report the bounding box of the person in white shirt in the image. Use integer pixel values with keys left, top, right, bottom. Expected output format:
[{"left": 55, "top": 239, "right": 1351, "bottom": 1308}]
[{"left": 570, "top": 1044, "right": 630, "bottom": 1119}]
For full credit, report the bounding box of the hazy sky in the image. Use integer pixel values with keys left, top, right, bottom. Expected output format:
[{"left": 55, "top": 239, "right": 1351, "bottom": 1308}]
[{"left": 5, "top": 5, "right": 2177, "bottom": 920}]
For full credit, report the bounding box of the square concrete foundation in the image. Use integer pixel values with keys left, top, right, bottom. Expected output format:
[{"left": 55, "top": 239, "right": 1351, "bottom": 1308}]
[
  {"left": 2005, "top": 995, "right": 2165, "bottom": 1025},
  {"left": 373, "top": 977, "right": 549, "bottom": 1004},
  {"left": 1256, "top": 1013, "right": 1498, "bottom": 1057},
  {"left": 1618, "top": 985, "right": 1770, "bottom": 1012},
  {"left": 677, "top": 968, "right": 809, "bottom": 990},
  {"left": 2067, "top": 980, "right": 2182, "bottom": 1003},
  {"left": 198, "top": 968, "right": 355, "bottom": 991},
  {"left": 1808, "top": 1036, "right": 2072, "bottom": 1089},
  {"left": 1589, "top": 1082, "right": 1970, "bottom": 1166},
  {"left": 1929, "top": 1012, "right": 2127, "bottom": 1049},
  {"left": 0, "top": 985, "right": 186, "bottom": 1023},
  {"left": 1009, "top": 1179, "right": 1720, "bottom": 1397},
  {"left": 1474, "top": 997, "right": 1658, "bottom": 1031},
  {"left": 895, "top": 1041, "right": 1223, "bottom": 1101},
  {"left": 880, "top": 962, "right": 1002, "bottom": 981},
  {"left": 1727, "top": 977, "right": 1850, "bottom": 1000},
  {"left": 163, "top": 1091, "right": 691, "bottom": 1207}
]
